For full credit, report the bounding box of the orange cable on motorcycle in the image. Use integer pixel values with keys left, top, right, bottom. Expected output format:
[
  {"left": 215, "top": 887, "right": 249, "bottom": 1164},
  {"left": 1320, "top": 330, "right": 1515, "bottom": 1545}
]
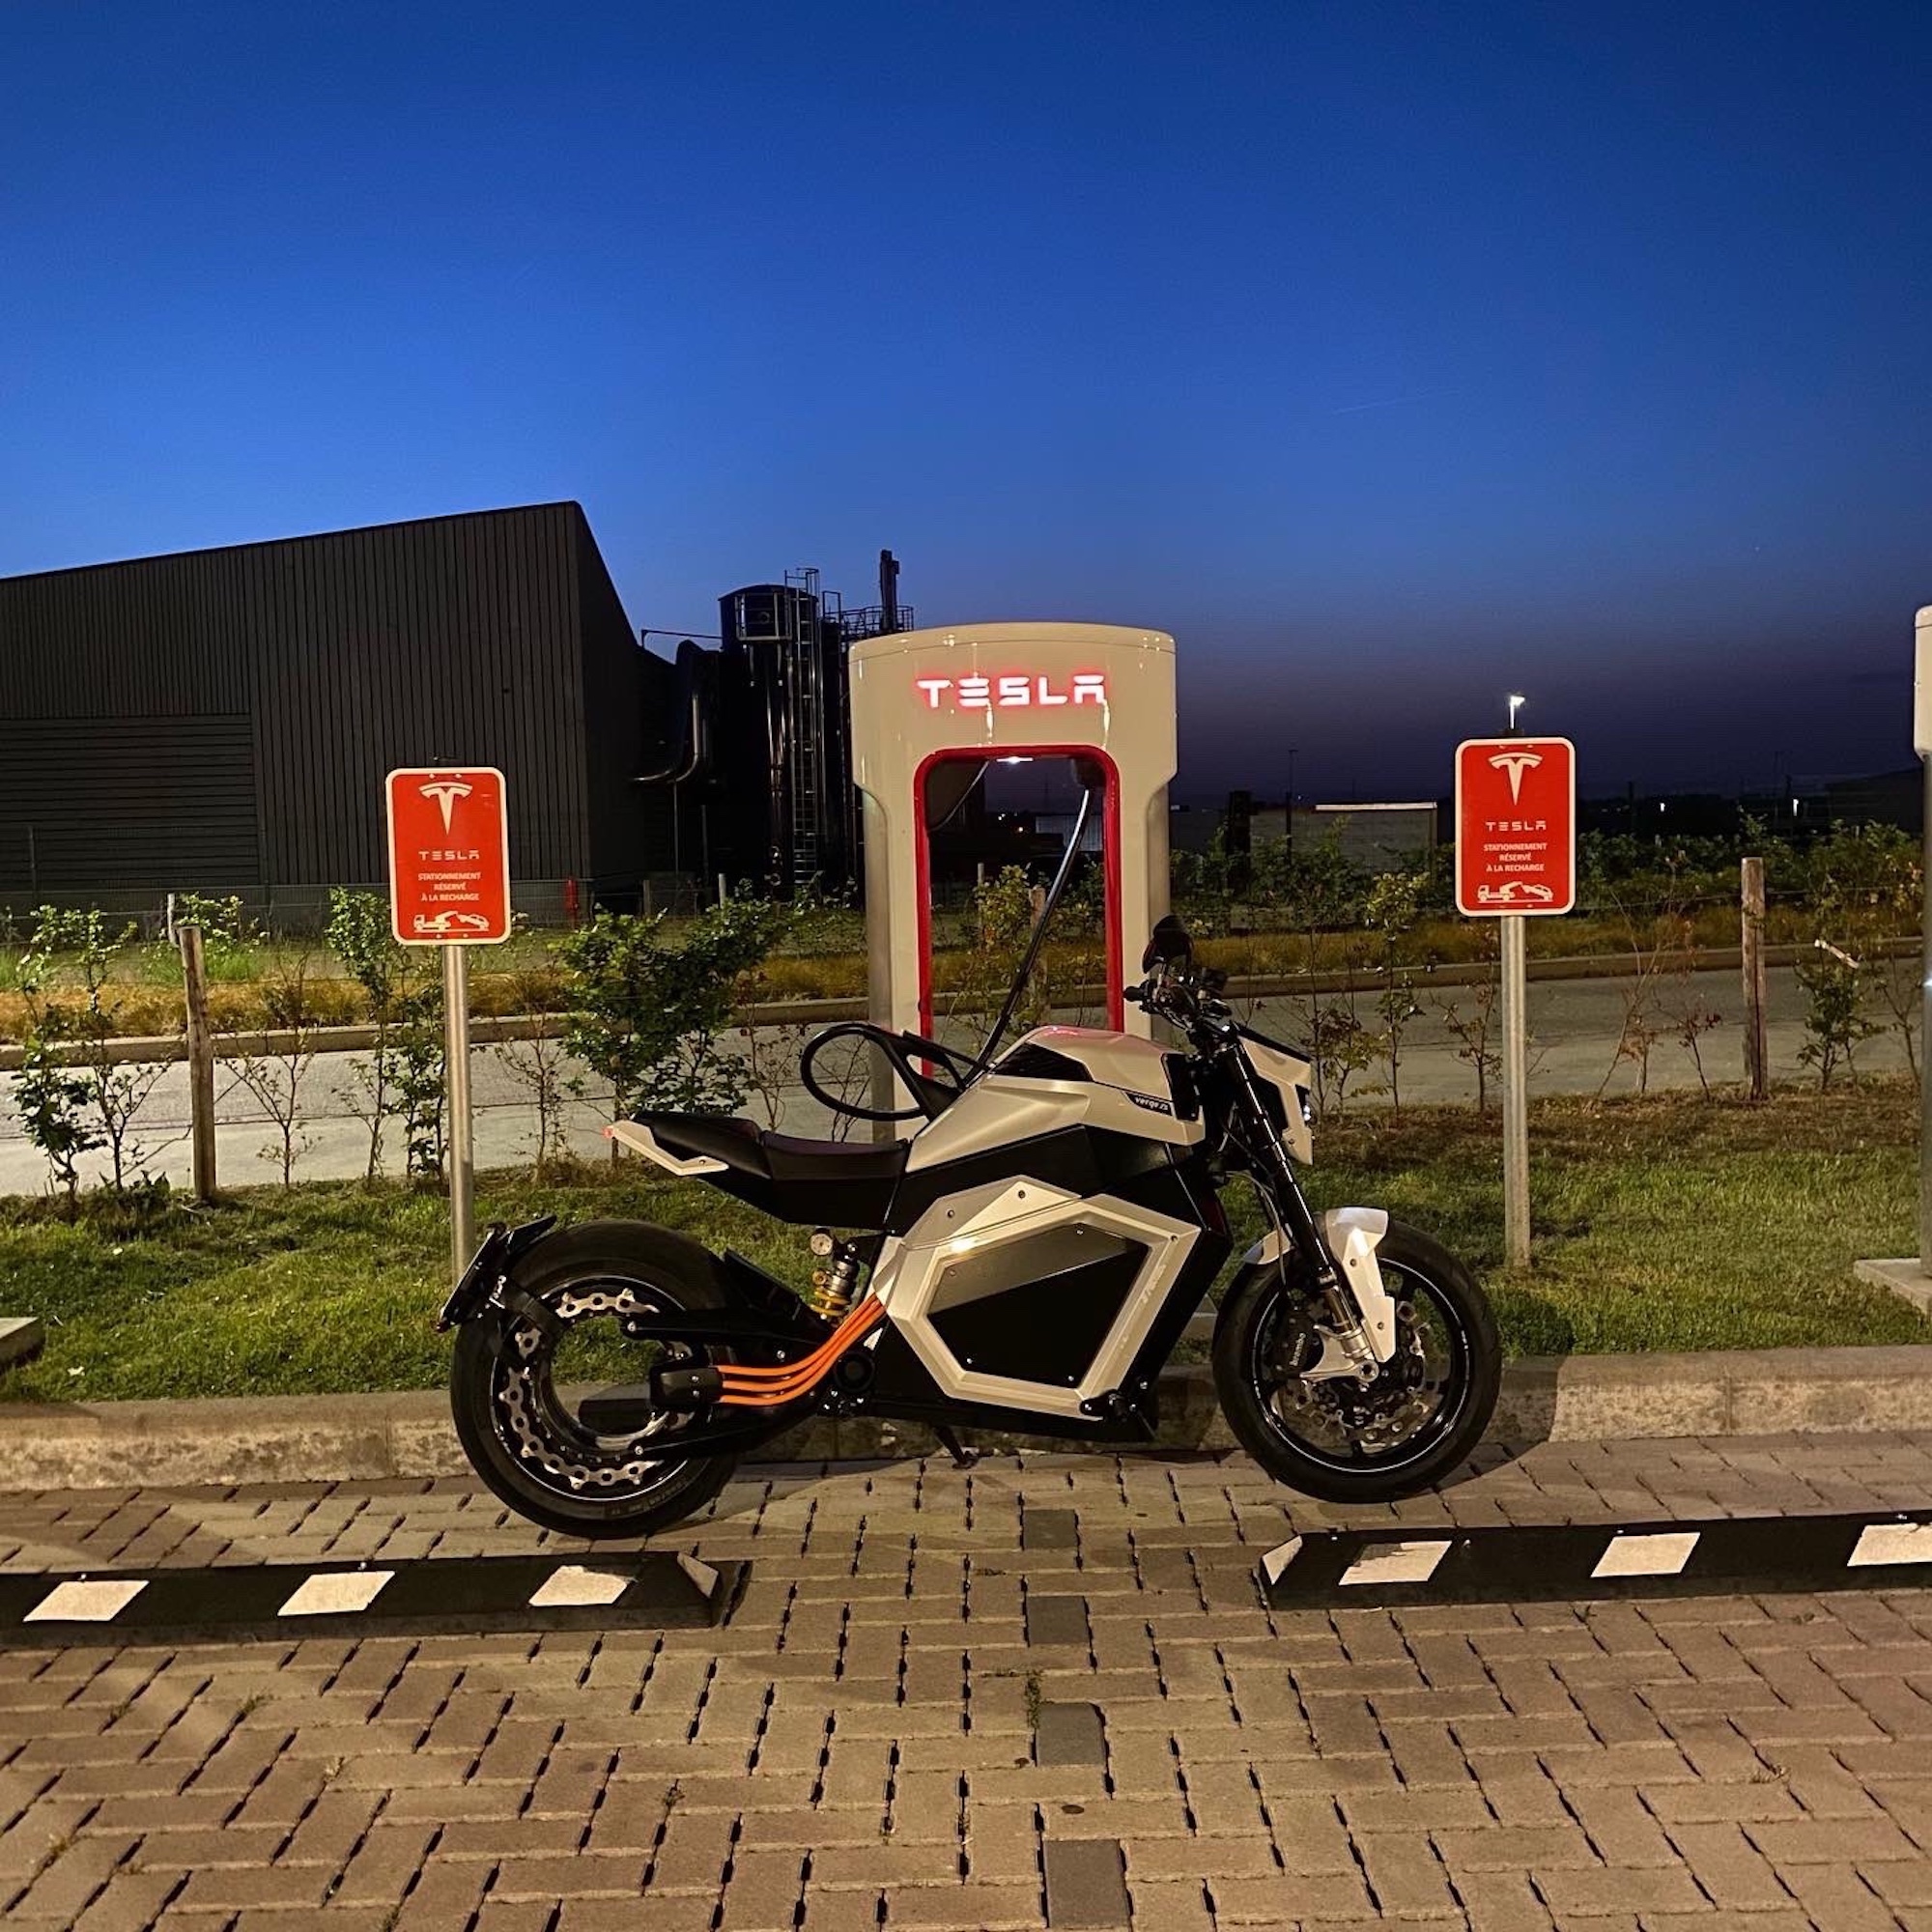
[{"left": 715, "top": 1298, "right": 885, "bottom": 1406}]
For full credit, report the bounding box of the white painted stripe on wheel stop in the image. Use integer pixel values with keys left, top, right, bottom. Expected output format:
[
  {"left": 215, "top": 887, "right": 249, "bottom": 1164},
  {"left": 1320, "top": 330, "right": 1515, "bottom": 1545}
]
[
  {"left": 1591, "top": 1531, "right": 1700, "bottom": 1579},
  {"left": 675, "top": 1553, "right": 722, "bottom": 1599},
  {"left": 1340, "top": 1540, "right": 1450, "bottom": 1586},
  {"left": 529, "top": 1566, "right": 630, "bottom": 1609},
  {"left": 1260, "top": 1537, "right": 1303, "bottom": 1586},
  {"left": 1848, "top": 1521, "right": 1932, "bottom": 1568},
  {"left": 25, "top": 1578, "right": 147, "bottom": 1624},
  {"left": 278, "top": 1571, "right": 394, "bottom": 1617}
]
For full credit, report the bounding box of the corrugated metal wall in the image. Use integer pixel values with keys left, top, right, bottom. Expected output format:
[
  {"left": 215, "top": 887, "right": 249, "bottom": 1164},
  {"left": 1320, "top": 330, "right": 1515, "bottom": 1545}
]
[
  {"left": 575, "top": 514, "right": 670, "bottom": 890},
  {"left": 0, "top": 503, "right": 655, "bottom": 901},
  {"left": 0, "top": 717, "right": 257, "bottom": 894}
]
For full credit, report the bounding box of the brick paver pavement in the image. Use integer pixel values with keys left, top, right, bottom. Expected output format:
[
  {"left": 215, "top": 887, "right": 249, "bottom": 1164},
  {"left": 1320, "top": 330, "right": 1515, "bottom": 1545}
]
[{"left": 4, "top": 1432, "right": 1932, "bottom": 1930}]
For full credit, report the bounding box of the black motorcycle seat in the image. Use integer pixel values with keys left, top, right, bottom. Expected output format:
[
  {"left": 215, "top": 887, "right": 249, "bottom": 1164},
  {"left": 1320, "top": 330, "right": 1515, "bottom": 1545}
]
[{"left": 635, "top": 1113, "right": 908, "bottom": 1227}]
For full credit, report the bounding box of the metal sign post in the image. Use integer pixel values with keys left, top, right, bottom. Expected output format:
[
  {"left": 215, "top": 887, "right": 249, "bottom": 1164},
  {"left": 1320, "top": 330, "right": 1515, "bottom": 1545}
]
[
  {"left": 1499, "top": 914, "right": 1530, "bottom": 1266},
  {"left": 1454, "top": 732, "right": 1577, "bottom": 1270},
  {"left": 385, "top": 766, "right": 513, "bottom": 1285},
  {"left": 443, "top": 945, "right": 474, "bottom": 1282}
]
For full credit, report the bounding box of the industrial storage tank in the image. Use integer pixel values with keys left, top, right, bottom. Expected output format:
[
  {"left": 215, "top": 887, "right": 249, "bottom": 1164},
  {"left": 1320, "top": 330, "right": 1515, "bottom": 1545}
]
[
  {"left": 717, "top": 573, "right": 859, "bottom": 895},
  {"left": 639, "top": 554, "right": 908, "bottom": 899}
]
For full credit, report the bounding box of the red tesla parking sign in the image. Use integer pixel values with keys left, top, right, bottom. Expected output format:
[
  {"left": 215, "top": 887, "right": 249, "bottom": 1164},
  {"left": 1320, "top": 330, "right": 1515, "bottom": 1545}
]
[
  {"left": 385, "top": 767, "right": 512, "bottom": 945},
  {"left": 1455, "top": 737, "right": 1577, "bottom": 917}
]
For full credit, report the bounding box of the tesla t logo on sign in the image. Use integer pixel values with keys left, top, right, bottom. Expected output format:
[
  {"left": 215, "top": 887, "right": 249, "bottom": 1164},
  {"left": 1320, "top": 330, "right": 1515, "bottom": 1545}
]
[
  {"left": 385, "top": 766, "right": 512, "bottom": 945},
  {"left": 1455, "top": 737, "right": 1577, "bottom": 917}
]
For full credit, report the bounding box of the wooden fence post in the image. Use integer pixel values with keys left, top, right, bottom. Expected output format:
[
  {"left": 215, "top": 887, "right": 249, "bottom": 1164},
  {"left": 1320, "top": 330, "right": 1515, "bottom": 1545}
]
[
  {"left": 1741, "top": 856, "right": 1768, "bottom": 1102},
  {"left": 179, "top": 923, "right": 218, "bottom": 1201}
]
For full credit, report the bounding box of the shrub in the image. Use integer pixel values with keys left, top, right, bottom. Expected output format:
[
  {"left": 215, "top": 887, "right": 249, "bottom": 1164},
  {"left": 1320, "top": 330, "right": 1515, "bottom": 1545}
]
[{"left": 560, "top": 895, "right": 793, "bottom": 1120}]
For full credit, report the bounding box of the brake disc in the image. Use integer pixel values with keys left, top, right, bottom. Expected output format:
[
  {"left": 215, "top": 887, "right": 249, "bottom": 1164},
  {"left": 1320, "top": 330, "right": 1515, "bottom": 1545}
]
[
  {"left": 1269, "top": 1292, "right": 1435, "bottom": 1456},
  {"left": 494, "top": 1284, "right": 683, "bottom": 1494}
]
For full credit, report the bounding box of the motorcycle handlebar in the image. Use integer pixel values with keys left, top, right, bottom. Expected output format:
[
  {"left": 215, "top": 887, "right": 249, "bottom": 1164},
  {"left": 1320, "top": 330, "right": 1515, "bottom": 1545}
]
[{"left": 1128, "top": 967, "right": 1236, "bottom": 1044}]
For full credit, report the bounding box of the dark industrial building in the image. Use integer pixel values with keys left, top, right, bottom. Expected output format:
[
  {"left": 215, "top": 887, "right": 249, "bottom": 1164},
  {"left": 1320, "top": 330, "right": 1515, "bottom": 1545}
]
[
  {"left": 0, "top": 505, "right": 919, "bottom": 920},
  {"left": 0, "top": 502, "right": 674, "bottom": 920}
]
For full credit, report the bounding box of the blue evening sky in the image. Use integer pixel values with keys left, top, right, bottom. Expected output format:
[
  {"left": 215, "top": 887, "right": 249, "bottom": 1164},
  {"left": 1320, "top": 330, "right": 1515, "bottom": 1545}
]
[{"left": 3, "top": 2, "right": 1928, "bottom": 799}]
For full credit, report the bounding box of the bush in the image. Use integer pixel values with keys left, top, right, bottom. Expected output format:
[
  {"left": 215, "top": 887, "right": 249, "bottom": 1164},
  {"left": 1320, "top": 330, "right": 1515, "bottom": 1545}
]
[
  {"left": 560, "top": 895, "right": 793, "bottom": 1119},
  {"left": 13, "top": 907, "right": 170, "bottom": 1200}
]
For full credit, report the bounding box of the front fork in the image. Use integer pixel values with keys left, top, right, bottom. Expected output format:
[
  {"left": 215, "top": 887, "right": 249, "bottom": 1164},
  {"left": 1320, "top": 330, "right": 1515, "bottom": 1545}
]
[{"left": 1226, "top": 1055, "right": 1396, "bottom": 1378}]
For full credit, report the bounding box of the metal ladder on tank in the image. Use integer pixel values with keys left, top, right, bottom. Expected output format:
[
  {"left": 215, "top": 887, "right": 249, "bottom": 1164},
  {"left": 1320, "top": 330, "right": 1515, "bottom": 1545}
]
[{"left": 784, "top": 567, "right": 823, "bottom": 894}]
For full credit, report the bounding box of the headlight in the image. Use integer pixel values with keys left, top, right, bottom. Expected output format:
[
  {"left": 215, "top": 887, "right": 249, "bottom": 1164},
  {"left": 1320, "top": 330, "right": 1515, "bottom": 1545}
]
[{"left": 1296, "top": 1087, "right": 1315, "bottom": 1127}]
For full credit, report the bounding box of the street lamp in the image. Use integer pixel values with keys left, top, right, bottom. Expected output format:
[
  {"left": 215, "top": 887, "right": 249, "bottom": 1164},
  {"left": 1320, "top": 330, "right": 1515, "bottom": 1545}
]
[{"left": 1506, "top": 693, "right": 1526, "bottom": 732}]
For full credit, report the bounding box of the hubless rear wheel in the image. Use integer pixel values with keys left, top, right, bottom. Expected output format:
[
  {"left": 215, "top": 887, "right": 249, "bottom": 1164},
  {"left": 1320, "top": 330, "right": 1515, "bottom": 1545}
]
[
  {"left": 450, "top": 1221, "right": 742, "bottom": 1539},
  {"left": 1212, "top": 1218, "right": 1499, "bottom": 1502}
]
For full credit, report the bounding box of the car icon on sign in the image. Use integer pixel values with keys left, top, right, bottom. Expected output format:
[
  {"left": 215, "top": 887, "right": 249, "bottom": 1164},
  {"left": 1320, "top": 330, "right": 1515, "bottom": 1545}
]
[
  {"left": 412, "top": 910, "right": 494, "bottom": 935},
  {"left": 1475, "top": 881, "right": 1555, "bottom": 906}
]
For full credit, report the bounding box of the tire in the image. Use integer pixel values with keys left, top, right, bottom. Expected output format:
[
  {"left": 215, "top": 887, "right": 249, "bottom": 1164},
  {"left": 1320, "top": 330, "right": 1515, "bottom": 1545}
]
[
  {"left": 450, "top": 1220, "right": 742, "bottom": 1540},
  {"left": 1212, "top": 1217, "right": 1499, "bottom": 1503}
]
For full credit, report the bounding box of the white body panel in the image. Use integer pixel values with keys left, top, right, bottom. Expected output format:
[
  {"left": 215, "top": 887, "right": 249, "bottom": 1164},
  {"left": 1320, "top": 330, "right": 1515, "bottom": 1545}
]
[
  {"left": 870, "top": 1178, "right": 1201, "bottom": 1419},
  {"left": 606, "top": 1120, "right": 726, "bottom": 1177},
  {"left": 1242, "top": 1034, "right": 1316, "bottom": 1164},
  {"left": 905, "top": 1025, "right": 1202, "bottom": 1171},
  {"left": 1019, "top": 1025, "right": 1173, "bottom": 1093}
]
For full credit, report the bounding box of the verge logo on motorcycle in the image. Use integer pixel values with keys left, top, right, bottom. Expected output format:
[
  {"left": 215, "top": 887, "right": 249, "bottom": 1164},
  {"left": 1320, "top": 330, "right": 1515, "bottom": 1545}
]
[{"left": 440, "top": 784, "right": 1500, "bottom": 1539}]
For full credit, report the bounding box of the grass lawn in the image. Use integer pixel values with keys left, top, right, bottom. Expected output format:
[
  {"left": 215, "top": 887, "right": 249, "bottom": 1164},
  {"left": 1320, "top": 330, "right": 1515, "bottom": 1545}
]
[{"left": 0, "top": 1081, "right": 1925, "bottom": 1405}]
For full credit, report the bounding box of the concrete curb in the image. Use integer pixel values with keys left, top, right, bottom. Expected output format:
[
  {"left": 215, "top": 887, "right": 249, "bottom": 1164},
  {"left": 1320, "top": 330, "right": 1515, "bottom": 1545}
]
[{"left": 4, "top": 1346, "right": 1931, "bottom": 1492}]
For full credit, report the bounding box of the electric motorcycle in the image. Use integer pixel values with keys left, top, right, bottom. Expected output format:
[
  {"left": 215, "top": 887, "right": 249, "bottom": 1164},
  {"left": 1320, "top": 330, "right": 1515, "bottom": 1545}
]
[{"left": 441, "top": 798, "right": 1500, "bottom": 1538}]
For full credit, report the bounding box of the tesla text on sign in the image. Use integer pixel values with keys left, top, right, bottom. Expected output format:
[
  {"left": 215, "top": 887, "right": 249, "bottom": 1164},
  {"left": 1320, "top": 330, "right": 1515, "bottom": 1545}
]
[
  {"left": 385, "top": 767, "right": 512, "bottom": 945},
  {"left": 1454, "top": 738, "right": 1577, "bottom": 917}
]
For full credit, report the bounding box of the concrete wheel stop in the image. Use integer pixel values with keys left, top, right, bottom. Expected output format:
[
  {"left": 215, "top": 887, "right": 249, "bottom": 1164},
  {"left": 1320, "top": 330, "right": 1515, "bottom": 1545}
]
[
  {"left": 1855, "top": 1257, "right": 1932, "bottom": 1315},
  {"left": 0, "top": 1548, "right": 741, "bottom": 1649},
  {"left": 0, "top": 1318, "right": 44, "bottom": 1372}
]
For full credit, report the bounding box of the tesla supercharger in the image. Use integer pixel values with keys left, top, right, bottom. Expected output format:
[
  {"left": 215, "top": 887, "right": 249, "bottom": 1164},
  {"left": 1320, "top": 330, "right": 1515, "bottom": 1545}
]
[{"left": 848, "top": 622, "right": 1179, "bottom": 1093}]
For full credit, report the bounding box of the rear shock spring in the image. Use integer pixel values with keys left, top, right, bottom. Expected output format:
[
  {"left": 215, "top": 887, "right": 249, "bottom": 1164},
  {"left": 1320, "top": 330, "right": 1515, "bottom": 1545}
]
[{"left": 802, "top": 1228, "right": 863, "bottom": 1321}]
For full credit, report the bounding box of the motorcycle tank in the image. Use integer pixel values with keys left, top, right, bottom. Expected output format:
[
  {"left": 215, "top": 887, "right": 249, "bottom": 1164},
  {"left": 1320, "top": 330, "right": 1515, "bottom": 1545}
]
[{"left": 904, "top": 1025, "right": 1204, "bottom": 1171}]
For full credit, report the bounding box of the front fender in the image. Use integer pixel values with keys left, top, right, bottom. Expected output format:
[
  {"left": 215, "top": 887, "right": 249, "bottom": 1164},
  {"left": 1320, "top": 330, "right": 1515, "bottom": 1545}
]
[{"left": 1227, "top": 1206, "right": 1398, "bottom": 1364}]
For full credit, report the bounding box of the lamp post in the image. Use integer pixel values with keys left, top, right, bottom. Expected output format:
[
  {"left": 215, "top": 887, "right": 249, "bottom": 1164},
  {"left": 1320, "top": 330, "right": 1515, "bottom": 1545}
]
[{"left": 1507, "top": 693, "right": 1526, "bottom": 733}]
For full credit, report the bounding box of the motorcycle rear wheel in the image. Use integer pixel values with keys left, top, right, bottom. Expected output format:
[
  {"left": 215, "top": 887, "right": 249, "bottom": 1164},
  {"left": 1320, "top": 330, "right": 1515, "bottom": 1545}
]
[
  {"left": 450, "top": 1220, "right": 742, "bottom": 1539},
  {"left": 1212, "top": 1218, "right": 1499, "bottom": 1503}
]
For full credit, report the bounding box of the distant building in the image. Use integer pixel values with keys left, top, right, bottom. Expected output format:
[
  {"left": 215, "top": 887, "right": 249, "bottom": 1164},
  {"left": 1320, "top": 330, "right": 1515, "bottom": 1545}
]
[
  {"left": 1234, "top": 799, "right": 1438, "bottom": 872},
  {"left": 0, "top": 503, "right": 672, "bottom": 920},
  {"left": 1166, "top": 802, "right": 1224, "bottom": 856},
  {"left": 1822, "top": 767, "right": 1922, "bottom": 837}
]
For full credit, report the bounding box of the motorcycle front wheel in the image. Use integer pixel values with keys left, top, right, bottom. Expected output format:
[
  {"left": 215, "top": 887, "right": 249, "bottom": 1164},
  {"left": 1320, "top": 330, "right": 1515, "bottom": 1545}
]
[
  {"left": 1212, "top": 1218, "right": 1499, "bottom": 1503},
  {"left": 450, "top": 1220, "right": 742, "bottom": 1539}
]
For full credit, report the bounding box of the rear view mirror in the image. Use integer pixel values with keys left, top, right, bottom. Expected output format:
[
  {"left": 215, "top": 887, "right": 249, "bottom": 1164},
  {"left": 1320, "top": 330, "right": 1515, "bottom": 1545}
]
[{"left": 1142, "top": 914, "right": 1193, "bottom": 971}]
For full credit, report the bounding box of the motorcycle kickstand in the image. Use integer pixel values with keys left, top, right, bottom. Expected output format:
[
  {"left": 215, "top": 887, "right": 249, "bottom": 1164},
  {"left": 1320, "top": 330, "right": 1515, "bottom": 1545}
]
[{"left": 931, "top": 1425, "right": 980, "bottom": 1471}]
